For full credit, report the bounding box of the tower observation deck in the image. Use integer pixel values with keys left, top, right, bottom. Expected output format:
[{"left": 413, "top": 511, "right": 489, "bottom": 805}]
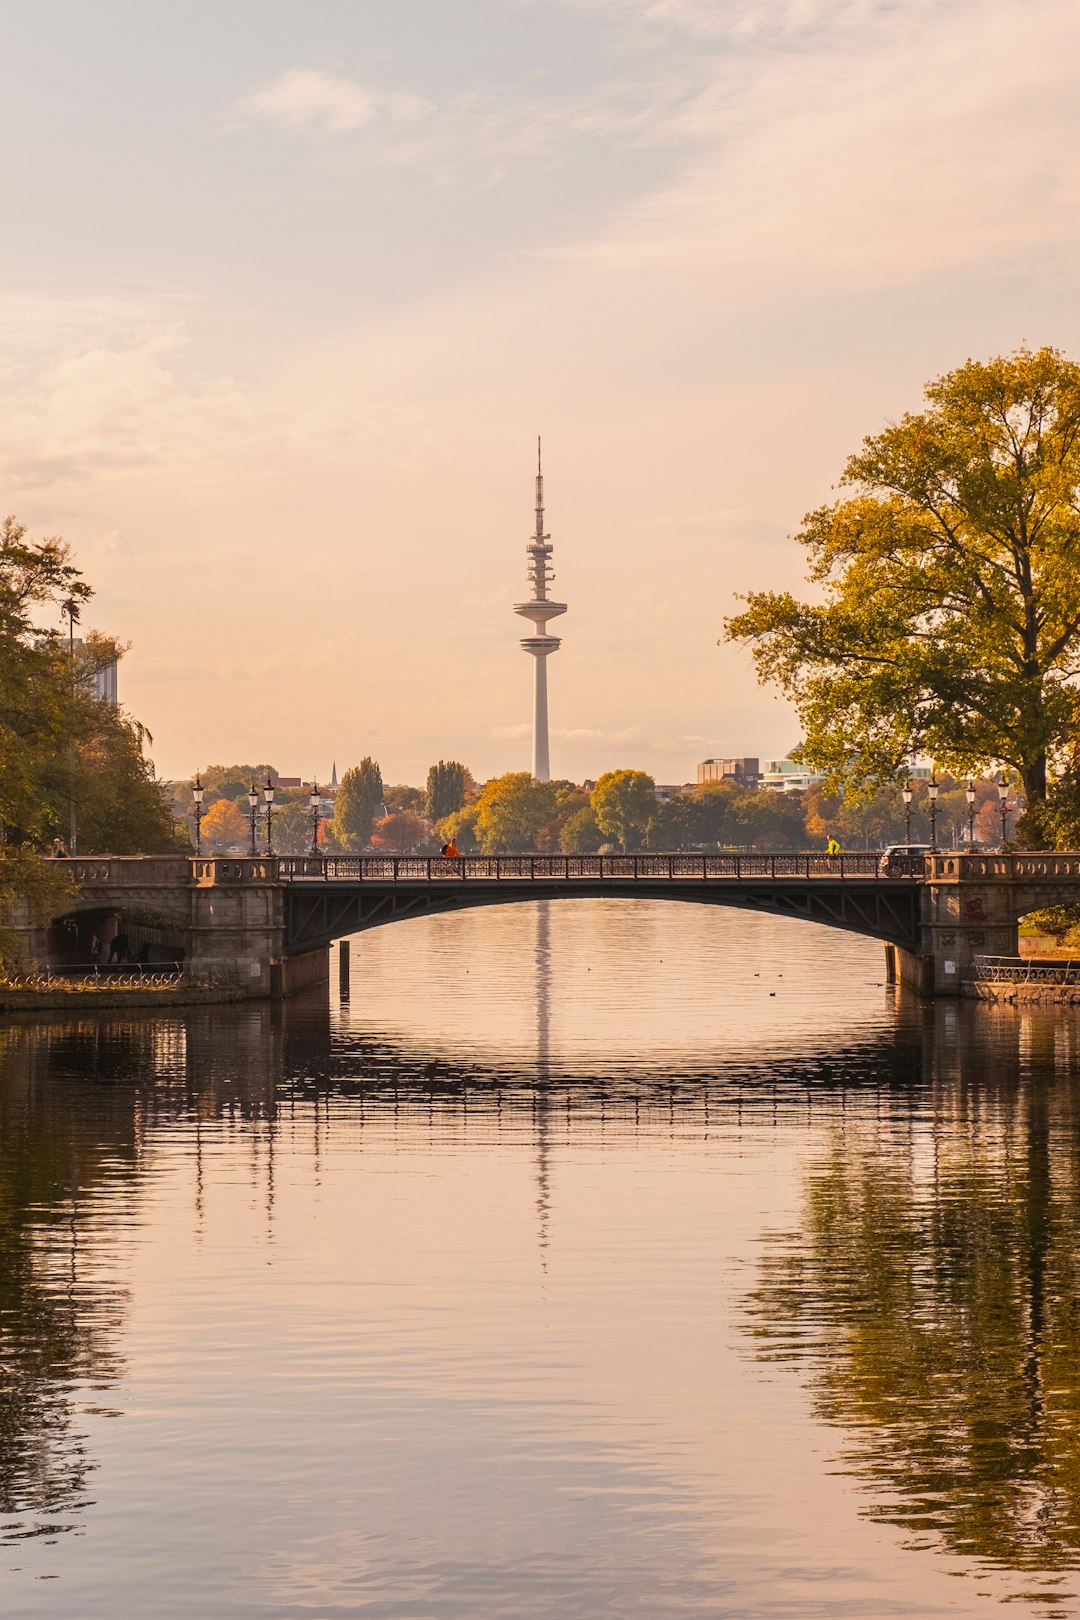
[{"left": 514, "top": 440, "right": 566, "bottom": 781}]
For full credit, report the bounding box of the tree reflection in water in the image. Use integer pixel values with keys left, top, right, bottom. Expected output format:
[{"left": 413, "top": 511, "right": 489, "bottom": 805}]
[
  {"left": 746, "top": 1001, "right": 1080, "bottom": 1590},
  {"left": 0, "top": 1021, "right": 147, "bottom": 1535}
]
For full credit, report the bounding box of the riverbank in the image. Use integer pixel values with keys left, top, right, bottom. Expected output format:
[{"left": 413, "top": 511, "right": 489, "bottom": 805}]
[
  {"left": 0, "top": 982, "right": 255, "bottom": 1013},
  {"left": 969, "top": 981, "right": 1080, "bottom": 1006}
]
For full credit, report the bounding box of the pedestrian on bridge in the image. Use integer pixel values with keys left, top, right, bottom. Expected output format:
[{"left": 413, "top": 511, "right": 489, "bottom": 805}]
[
  {"left": 441, "top": 839, "right": 461, "bottom": 858},
  {"left": 826, "top": 837, "right": 840, "bottom": 856}
]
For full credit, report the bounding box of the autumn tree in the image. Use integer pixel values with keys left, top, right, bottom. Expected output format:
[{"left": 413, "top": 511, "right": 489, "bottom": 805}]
[
  {"left": 474, "top": 773, "right": 558, "bottom": 852},
  {"left": 331, "top": 758, "right": 383, "bottom": 851},
  {"left": 372, "top": 810, "right": 430, "bottom": 854},
  {"left": 590, "top": 770, "right": 656, "bottom": 850},
  {"left": 727, "top": 348, "right": 1080, "bottom": 811},
  {"left": 199, "top": 798, "right": 248, "bottom": 853},
  {"left": 425, "top": 760, "right": 471, "bottom": 823}
]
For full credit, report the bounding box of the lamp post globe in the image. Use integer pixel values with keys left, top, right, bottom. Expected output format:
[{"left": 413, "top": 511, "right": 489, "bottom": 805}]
[
  {"left": 263, "top": 777, "right": 276, "bottom": 855},
  {"left": 309, "top": 785, "right": 321, "bottom": 856},
  {"left": 927, "top": 775, "right": 940, "bottom": 853},
  {"left": 247, "top": 783, "right": 259, "bottom": 857},
  {"left": 192, "top": 774, "right": 205, "bottom": 857}
]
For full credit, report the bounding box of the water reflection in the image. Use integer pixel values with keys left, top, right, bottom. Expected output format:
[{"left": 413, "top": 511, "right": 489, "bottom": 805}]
[
  {"left": 748, "top": 1001, "right": 1080, "bottom": 1604},
  {"left": 0, "top": 1022, "right": 138, "bottom": 1533},
  {"left": 7, "top": 903, "right": 1080, "bottom": 1615}
]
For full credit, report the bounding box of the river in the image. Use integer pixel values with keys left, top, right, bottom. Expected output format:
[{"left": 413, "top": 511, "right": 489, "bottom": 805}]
[{"left": 2, "top": 900, "right": 1080, "bottom": 1617}]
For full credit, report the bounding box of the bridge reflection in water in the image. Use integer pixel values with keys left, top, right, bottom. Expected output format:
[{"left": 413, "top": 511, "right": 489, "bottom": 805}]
[{"left": 4, "top": 928, "right": 1080, "bottom": 1613}]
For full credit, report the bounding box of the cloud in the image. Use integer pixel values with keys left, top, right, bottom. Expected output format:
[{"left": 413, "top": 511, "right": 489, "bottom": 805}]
[
  {"left": 551, "top": 0, "right": 1080, "bottom": 294},
  {"left": 235, "top": 70, "right": 433, "bottom": 137}
]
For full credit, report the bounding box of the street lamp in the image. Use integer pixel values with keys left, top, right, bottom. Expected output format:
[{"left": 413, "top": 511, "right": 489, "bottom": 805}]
[
  {"left": 927, "top": 775, "right": 940, "bottom": 853},
  {"left": 965, "top": 780, "right": 976, "bottom": 849},
  {"left": 309, "top": 784, "right": 321, "bottom": 855},
  {"left": 902, "top": 780, "right": 914, "bottom": 844},
  {"left": 247, "top": 782, "right": 259, "bottom": 856},
  {"left": 192, "top": 774, "right": 205, "bottom": 856},
  {"left": 63, "top": 595, "right": 79, "bottom": 856},
  {"left": 998, "top": 776, "right": 1011, "bottom": 847},
  {"left": 263, "top": 777, "right": 276, "bottom": 854}
]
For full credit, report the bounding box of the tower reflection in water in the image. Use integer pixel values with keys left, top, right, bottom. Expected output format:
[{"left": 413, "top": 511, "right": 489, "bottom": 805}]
[
  {"left": 746, "top": 1001, "right": 1080, "bottom": 1592},
  {"left": 8, "top": 963, "right": 1080, "bottom": 1609}
]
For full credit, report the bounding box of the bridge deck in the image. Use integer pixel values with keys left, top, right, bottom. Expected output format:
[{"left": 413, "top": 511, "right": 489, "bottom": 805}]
[{"left": 276, "top": 853, "right": 923, "bottom": 884}]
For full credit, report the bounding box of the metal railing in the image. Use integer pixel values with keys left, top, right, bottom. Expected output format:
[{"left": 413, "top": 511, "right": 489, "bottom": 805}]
[
  {"left": 0, "top": 970, "right": 186, "bottom": 991},
  {"left": 276, "top": 852, "right": 926, "bottom": 883},
  {"left": 974, "top": 955, "right": 1080, "bottom": 985}
]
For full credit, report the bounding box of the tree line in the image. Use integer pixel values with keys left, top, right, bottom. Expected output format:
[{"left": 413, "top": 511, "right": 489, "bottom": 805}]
[{"left": 181, "top": 760, "right": 1010, "bottom": 857}]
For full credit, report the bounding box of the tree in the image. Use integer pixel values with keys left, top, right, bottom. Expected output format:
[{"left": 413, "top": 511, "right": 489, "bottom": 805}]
[
  {"left": 559, "top": 805, "right": 604, "bottom": 853},
  {"left": 590, "top": 770, "right": 657, "bottom": 850},
  {"left": 0, "top": 516, "right": 90, "bottom": 844},
  {"left": 425, "top": 760, "right": 471, "bottom": 823},
  {"left": 331, "top": 758, "right": 383, "bottom": 851},
  {"left": 371, "top": 810, "right": 430, "bottom": 854},
  {"left": 727, "top": 348, "right": 1080, "bottom": 809},
  {"left": 199, "top": 798, "right": 248, "bottom": 853},
  {"left": 384, "top": 784, "right": 424, "bottom": 816},
  {"left": 434, "top": 805, "right": 480, "bottom": 853},
  {"left": 474, "top": 773, "right": 559, "bottom": 852},
  {"left": 266, "top": 793, "right": 318, "bottom": 855}
]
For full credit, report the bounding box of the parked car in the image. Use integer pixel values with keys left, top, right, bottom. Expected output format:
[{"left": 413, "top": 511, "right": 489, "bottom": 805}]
[{"left": 879, "top": 843, "right": 932, "bottom": 875}]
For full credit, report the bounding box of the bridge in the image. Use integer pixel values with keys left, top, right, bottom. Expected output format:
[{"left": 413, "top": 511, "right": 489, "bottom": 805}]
[{"left": 14, "top": 850, "right": 1080, "bottom": 999}]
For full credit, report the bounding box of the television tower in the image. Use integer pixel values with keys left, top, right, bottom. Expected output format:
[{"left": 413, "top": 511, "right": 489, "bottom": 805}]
[{"left": 515, "top": 439, "right": 566, "bottom": 781}]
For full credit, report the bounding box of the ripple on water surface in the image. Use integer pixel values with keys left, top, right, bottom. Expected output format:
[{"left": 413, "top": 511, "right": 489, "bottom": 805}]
[{"left": 1, "top": 902, "right": 1079, "bottom": 1618}]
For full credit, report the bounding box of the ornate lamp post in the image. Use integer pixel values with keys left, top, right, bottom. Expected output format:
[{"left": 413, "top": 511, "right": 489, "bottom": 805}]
[
  {"left": 902, "top": 780, "right": 914, "bottom": 844},
  {"left": 309, "top": 783, "right": 321, "bottom": 855},
  {"left": 263, "top": 777, "right": 276, "bottom": 854},
  {"left": 965, "top": 780, "right": 976, "bottom": 849},
  {"left": 998, "top": 776, "right": 1011, "bottom": 847},
  {"left": 63, "top": 595, "right": 79, "bottom": 856},
  {"left": 247, "top": 783, "right": 259, "bottom": 856},
  {"left": 192, "top": 774, "right": 205, "bottom": 856},
  {"left": 927, "top": 775, "right": 940, "bottom": 853}
]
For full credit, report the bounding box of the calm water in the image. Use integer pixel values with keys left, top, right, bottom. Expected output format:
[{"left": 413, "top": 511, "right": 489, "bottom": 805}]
[{"left": 3, "top": 900, "right": 1080, "bottom": 1617}]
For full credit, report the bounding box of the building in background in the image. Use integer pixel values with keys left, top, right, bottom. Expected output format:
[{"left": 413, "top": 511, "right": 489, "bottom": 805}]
[
  {"left": 72, "top": 638, "right": 119, "bottom": 707},
  {"left": 514, "top": 441, "right": 566, "bottom": 781},
  {"left": 760, "top": 756, "right": 827, "bottom": 792},
  {"left": 697, "top": 757, "right": 760, "bottom": 787}
]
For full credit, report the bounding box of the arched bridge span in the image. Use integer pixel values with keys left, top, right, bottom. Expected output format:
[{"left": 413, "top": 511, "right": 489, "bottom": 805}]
[{"left": 277, "top": 854, "right": 924, "bottom": 955}]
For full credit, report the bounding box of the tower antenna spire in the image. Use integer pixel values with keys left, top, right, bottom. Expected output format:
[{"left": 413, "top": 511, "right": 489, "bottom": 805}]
[{"left": 515, "top": 438, "right": 566, "bottom": 781}]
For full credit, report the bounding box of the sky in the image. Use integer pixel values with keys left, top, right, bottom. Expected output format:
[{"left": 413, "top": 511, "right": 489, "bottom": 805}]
[{"left": 4, "top": 0, "right": 1080, "bottom": 787}]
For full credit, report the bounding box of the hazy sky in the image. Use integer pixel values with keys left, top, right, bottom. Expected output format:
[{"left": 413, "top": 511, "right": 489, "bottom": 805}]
[{"left": 5, "top": 0, "right": 1079, "bottom": 786}]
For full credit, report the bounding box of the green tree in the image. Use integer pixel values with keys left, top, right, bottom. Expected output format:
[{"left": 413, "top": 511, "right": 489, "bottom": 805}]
[
  {"left": 425, "top": 760, "right": 471, "bottom": 823},
  {"left": 590, "top": 770, "right": 657, "bottom": 850},
  {"left": 434, "top": 804, "right": 480, "bottom": 853},
  {"left": 727, "top": 347, "right": 1080, "bottom": 810},
  {"left": 331, "top": 758, "right": 383, "bottom": 851},
  {"left": 559, "top": 805, "right": 604, "bottom": 853},
  {"left": 475, "top": 773, "right": 558, "bottom": 852},
  {"left": 384, "top": 784, "right": 424, "bottom": 816},
  {"left": 0, "top": 516, "right": 90, "bottom": 844}
]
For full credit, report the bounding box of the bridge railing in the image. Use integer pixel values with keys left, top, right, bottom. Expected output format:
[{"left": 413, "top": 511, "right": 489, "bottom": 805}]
[{"left": 275, "top": 852, "right": 923, "bottom": 882}]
